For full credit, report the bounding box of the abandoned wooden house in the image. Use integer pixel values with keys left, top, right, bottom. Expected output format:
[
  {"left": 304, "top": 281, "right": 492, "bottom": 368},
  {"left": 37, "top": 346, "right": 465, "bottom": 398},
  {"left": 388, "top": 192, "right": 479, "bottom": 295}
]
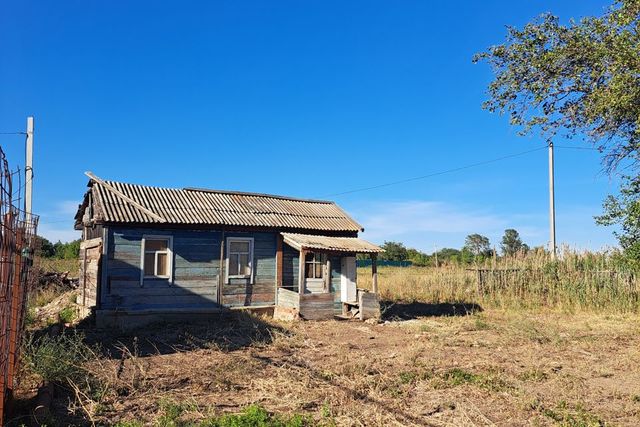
[{"left": 74, "top": 173, "right": 384, "bottom": 328}]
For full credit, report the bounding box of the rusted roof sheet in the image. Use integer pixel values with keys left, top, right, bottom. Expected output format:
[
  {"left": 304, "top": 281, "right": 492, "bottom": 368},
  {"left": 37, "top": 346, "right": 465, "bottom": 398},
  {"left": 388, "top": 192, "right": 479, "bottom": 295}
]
[
  {"left": 81, "top": 179, "right": 363, "bottom": 232},
  {"left": 281, "top": 233, "right": 383, "bottom": 253}
]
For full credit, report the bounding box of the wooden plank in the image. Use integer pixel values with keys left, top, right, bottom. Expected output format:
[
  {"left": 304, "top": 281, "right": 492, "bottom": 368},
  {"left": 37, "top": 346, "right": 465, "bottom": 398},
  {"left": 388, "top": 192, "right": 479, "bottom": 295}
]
[
  {"left": 80, "top": 237, "right": 102, "bottom": 250},
  {"left": 273, "top": 234, "right": 282, "bottom": 288},
  {"left": 86, "top": 171, "right": 167, "bottom": 222},
  {"left": 359, "top": 292, "right": 380, "bottom": 320},
  {"left": 277, "top": 288, "right": 300, "bottom": 309},
  {"left": 299, "top": 292, "right": 334, "bottom": 320},
  {"left": 298, "top": 249, "right": 306, "bottom": 295},
  {"left": 371, "top": 253, "right": 378, "bottom": 294}
]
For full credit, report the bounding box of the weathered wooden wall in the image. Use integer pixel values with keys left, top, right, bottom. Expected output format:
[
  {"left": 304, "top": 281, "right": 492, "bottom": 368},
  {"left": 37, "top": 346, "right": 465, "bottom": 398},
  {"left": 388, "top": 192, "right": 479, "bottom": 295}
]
[
  {"left": 79, "top": 237, "right": 102, "bottom": 308},
  {"left": 103, "top": 228, "right": 220, "bottom": 310},
  {"left": 222, "top": 232, "right": 276, "bottom": 307},
  {"left": 282, "top": 243, "right": 299, "bottom": 291},
  {"left": 299, "top": 292, "right": 334, "bottom": 320},
  {"left": 329, "top": 255, "right": 342, "bottom": 313}
]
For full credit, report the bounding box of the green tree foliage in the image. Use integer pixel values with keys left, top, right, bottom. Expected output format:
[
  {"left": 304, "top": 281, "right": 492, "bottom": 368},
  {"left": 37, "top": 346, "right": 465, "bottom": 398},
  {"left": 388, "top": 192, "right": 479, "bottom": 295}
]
[
  {"left": 596, "top": 174, "right": 640, "bottom": 263},
  {"left": 379, "top": 241, "right": 409, "bottom": 261},
  {"left": 475, "top": 0, "right": 640, "bottom": 261},
  {"left": 501, "top": 229, "right": 528, "bottom": 256},
  {"left": 35, "top": 235, "right": 55, "bottom": 257},
  {"left": 463, "top": 234, "right": 491, "bottom": 257},
  {"left": 406, "top": 248, "right": 431, "bottom": 266},
  {"left": 35, "top": 235, "right": 81, "bottom": 259},
  {"left": 474, "top": 0, "right": 640, "bottom": 171},
  {"left": 435, "top": 248, "right": 462, "bottom": 265}
]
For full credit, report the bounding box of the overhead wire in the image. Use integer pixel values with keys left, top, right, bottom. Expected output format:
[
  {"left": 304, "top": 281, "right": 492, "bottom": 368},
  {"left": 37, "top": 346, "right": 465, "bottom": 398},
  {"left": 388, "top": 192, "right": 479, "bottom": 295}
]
[{"left": 321, "top": 145, "right": 549, "bottom": 198}]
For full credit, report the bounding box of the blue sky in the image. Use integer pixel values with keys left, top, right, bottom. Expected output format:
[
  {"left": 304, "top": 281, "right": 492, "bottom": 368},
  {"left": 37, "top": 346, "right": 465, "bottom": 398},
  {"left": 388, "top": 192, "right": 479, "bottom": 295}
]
[{"left": 0, "top": 0, "right": 620, "bottom": 252}]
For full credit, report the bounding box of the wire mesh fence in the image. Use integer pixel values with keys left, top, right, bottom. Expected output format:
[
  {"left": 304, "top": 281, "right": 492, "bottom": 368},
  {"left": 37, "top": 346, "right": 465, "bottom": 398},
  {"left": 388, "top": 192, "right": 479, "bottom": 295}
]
[{"left": 0, "top": 147, "right": 38, "bottom": 424}]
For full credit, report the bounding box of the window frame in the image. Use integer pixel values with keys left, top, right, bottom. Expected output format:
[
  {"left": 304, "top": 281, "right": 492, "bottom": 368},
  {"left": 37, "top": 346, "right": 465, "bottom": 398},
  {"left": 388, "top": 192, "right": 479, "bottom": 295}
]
[
  {"left": 304, "top": 252, "right": 326, "bottom": 279},
  {"left": 140, "top": 235, "right": 173, "bottom": 286},
  {"left": 225, "top": 237, "right": 254, "bottom": 283}
]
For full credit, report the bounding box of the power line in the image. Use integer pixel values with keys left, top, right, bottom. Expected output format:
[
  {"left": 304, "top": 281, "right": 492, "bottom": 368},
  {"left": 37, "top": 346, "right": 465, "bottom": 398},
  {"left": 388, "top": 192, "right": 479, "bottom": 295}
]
[
  {"left": 321, "top": 145, "right": 548, "bottom": 197},
  {"left": 0, "top": 132, "right": 26, "bottom": 136},
  {"left": 554, "top": 145, "right": 601, "bottom": 151}
]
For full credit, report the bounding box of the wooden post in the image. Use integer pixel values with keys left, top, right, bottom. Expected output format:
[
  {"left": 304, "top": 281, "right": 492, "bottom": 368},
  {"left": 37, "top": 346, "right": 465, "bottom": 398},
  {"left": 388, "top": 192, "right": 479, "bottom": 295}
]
[
  {"left": 276, "top": 235, "right": 283, "bottom": 288},
  {"left": 325, "top": 257, "right": 331, "bottom": 293},
  {"left": 298, "top": 249, "right": 306, "bottom": 295},
  {"left": 218, "top": 229, "right": 225, "bottom": 305},
  {"left": 371, "top": 253, "right": 378, "bottom": 294}
]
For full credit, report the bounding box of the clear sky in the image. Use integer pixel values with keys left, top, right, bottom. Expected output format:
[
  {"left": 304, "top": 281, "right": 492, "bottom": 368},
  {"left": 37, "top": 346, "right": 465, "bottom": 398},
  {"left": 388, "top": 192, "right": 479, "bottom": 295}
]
[{"left": 1, "top": 0, "right": 621, "bottom": 252}]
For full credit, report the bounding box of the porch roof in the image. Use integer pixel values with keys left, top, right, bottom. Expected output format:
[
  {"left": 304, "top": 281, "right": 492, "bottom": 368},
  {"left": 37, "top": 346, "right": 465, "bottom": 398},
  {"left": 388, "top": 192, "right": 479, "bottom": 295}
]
[{"left": 281, "top": 233, "right": 384, "bottom": 254}]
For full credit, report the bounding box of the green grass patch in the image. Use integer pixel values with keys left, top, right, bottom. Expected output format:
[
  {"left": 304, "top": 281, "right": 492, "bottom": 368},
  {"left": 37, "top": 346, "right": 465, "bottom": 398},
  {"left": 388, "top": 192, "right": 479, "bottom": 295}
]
[
  {"left": 541, "top": 401, "right": 604, "bottom": 427},
  {"left": 59, "top": 305, "right": 77, "bottom": 324},
  {"left": 435, "top": 368, "right": 511, "bottom": 392},
  {"left": 150, "top": 403, "right": 312, "bottom": 427},
  {"left": 22, "top": 330, "right": 94, "bottom": 384}
]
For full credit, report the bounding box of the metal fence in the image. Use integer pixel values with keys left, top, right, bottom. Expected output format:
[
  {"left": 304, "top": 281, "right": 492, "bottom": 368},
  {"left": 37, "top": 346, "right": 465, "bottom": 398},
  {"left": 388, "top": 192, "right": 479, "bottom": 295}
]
[{"left": 0, "top": 147, "right": 38, "bottom": 424}]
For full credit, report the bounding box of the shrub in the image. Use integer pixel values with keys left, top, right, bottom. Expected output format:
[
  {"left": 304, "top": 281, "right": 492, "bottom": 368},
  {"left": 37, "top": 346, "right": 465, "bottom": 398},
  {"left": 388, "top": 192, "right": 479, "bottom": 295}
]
[
  {"left": 22, "top": 330, "right": 94, "bottom": 384},
  {"left": 59, "top": 305, "right": 77, "bottom": 324}
]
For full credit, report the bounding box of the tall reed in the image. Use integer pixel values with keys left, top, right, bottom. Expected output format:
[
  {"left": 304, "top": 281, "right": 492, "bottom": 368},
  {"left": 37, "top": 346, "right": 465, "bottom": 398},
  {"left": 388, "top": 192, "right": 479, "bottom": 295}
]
[{"left": 357, "top": 248, "right": 639, "bottom": 313}]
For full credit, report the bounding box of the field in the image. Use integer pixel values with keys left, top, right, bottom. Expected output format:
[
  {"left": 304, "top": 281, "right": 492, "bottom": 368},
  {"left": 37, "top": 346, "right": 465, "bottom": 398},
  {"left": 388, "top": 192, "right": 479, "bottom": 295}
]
[{"left": 16, "top": 256, "right": 640, "bottom": 426}]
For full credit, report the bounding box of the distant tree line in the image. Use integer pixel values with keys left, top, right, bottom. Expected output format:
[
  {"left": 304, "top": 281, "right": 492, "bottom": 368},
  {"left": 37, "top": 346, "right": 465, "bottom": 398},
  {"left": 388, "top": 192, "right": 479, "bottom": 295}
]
[
  {"left": 35, "top": 236, "right": 81, "bottom": 259},
  {"left": 362, "top": 229, "right": 536, "bottom": 266}
]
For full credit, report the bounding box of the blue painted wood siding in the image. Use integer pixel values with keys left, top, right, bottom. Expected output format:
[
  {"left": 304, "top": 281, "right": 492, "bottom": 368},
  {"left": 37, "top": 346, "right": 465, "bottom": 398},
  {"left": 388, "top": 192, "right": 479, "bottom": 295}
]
[
  {"left": 329, "top": 255, "right": 342, "bottom": 313},
  {"left": 282, "top": 243, "right": 300, "bottom": 291},
  {"left": 222, "top": 232, "right": 277, "bottom": 307},
  {"left": 102, "top": 227, "right": 277, "bottom": 310}
]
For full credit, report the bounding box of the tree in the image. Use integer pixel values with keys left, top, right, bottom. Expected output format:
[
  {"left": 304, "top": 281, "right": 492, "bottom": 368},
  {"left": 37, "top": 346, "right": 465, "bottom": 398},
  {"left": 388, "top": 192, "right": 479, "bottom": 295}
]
[
  {"left": 52, "top": 239, "right": 81, "bottom": 259},
  {"left": 474, "top": 1, "right": 640, "bottom": 171},
  {"left": 596, "top": 174, "right": 640, "bottom": 262},
  {"left": 434, "top": 248, "right": 461, "bottom": 265},
  {"left": 501, "top": 229, "right": 526, "bottom": 256},
  {"left": 34, "top": 235, "right": 55, "bottom": 258},
  {"left": 407, "top": 248, "right": 431, "bottom": 266},
  {"left": 475, "top": 0, "right": 640, "bottom": 261},
  {"left": 379, "top": 241, "right": 408, "bottom": 261},
  {"left": 463, "top": 234, "right": 491, "bottom": 257}
]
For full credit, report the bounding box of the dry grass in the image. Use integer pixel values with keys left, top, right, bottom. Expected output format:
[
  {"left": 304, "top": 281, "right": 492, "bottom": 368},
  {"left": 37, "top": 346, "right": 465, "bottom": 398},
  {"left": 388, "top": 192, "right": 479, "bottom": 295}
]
[
  {"left": 359, "top": 249, "right": 639, "bottom": 313},
  {"left": 37, "top": 257, "right": 79, "bottom": 276},
  {"left": 35, "top": 310, "right": 639, "bottom": 426},
  {"left": 17, "top": 251, "right": 640, "bottom": 426}
]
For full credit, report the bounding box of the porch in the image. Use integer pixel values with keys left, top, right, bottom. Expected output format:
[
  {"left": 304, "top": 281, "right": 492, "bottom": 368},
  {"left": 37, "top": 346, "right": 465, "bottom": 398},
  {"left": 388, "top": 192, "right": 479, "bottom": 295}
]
[{"left": 275, "top": 233, "right": 384, "bottom": 321}]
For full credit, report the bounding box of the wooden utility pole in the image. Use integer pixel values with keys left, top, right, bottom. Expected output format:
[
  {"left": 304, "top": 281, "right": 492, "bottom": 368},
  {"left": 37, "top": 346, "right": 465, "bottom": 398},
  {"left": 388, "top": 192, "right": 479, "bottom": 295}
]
[
  {"left": 548, "top": 142, "right": 557, "bottom": 258},
  {"left": 434, "top": 244, "right": 438, "bottom": 268},
  {"left": 25, "top": 117, "right": 34, "bottom": 220}
]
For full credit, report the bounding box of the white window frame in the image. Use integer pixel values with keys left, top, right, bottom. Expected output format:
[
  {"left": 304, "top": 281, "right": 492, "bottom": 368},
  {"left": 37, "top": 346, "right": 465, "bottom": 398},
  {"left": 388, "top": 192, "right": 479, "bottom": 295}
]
[
  {"left": 304, "top": 252, "right": 326, "bottom": 279},
  {"left": 226, "top": 237, "right": 254, "bottom": 283},
  {"left": 140, "top": 235, "right": 173, "bottom": 285}
]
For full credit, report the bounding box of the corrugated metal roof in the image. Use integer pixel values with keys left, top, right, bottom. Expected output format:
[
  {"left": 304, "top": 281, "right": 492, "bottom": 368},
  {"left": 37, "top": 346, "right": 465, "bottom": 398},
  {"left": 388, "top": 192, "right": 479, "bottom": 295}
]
[
  {"left": 281, "top": 233, "right": 383, "bottom": 253},
  {"left": 81, "top": 179, "right": 363, "bottom": 232}
]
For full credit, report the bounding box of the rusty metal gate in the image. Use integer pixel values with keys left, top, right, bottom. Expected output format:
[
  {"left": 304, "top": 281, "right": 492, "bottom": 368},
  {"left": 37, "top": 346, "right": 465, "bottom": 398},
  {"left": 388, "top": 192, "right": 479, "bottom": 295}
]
[{"left": 0, "top": 147, "right": 38, "bottom": 424}]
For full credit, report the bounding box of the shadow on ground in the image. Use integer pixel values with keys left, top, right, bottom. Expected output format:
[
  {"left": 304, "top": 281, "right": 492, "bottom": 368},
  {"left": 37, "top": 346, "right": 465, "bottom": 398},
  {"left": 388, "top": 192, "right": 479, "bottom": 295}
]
[
  {"left": 75, "top": 311, "right": 291, "bottom": 358},
  {"left": 381, "top": 301, "right": 482, "bottom": 320}
]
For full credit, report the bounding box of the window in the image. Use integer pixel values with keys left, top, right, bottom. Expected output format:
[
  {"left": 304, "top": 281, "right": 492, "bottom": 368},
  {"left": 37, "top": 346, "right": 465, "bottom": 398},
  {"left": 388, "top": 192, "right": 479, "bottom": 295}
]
[
  {"left": 305, "top": 252, "right": 325, "bottom": 279},
  {"left": 226, "top": 237, "right": 254, "bottom": 281},
  {"left": 141, "top": 236, "right": 172, "bottom": 281}
]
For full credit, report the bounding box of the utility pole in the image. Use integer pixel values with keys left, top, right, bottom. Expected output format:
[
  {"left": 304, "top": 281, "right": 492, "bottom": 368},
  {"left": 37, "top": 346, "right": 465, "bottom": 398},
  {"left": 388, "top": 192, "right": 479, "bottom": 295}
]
[
  {"left": 25, "top": 117, "right": 34, "bottom": 221},
  {"left": 433, "top": 244, "right": 438, "bottom": 268},
  {"left": 548, "top": 141, "right": 557, "bottom": 259}
]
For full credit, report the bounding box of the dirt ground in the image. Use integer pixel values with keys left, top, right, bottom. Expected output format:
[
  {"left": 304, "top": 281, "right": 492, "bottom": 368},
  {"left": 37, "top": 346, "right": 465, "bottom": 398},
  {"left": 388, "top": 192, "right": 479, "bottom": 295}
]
[
  {"left": 18, "top": 300, "right": 634, "bottom": 426},
  {"left": 17, "top": 261, "right": 640, "bottom": 426}
]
